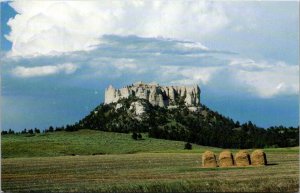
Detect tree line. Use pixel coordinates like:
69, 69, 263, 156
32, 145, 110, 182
1, 124, 77, 135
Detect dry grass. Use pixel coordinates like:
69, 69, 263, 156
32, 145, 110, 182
235, 150, 251, 167
251, 149, 267, 166
219, 150, 234, 167
2, 152, 298, 192
202, 151, 218, 168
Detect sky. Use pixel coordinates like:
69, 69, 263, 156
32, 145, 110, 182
0, 1, 299, 131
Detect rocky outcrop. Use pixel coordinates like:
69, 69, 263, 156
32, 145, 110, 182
129, 101, 149, 120
105, 81, 201, 108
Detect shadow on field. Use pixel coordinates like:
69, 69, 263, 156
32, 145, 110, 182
266, 163, 278, 166
92, 153, 106, 155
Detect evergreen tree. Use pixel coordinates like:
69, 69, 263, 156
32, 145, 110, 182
49, 126, 54, 132
34, 128, 40, 133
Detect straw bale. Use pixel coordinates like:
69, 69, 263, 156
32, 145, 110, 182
251, 149, 267, 166
202, 151, 218, 168
219, 150, 234, 167
235, 150, 251, 166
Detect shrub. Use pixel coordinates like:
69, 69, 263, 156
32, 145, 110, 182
1, 131, 8, 135
184, 142, 192, 150
132, 132, 138, 140
137, 133, 142, 139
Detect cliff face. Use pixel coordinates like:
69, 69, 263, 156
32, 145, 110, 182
104, 81, 200, 108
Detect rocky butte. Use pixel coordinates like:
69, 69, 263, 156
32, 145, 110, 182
104, 81, 201, 112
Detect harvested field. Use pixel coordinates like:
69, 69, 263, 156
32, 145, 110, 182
2, 152, 299, 192
2, 130, 299, 192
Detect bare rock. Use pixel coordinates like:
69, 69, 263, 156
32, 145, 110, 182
104, 82, 201, 108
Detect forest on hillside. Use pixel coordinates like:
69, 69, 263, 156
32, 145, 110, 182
73, 97, 299, 148
3, 96, 298, 149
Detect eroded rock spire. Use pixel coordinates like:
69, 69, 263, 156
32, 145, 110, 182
105, 81, 200, 110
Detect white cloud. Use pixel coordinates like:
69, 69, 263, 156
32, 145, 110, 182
155, 56, 298, 98
11, 63, 78, 77
3, 34, 298, 98
5, 1, 228, 57
112, 59, 137, 71
232, 60, 299, 98
159, 65, 220, 86
176, 42, 208, 50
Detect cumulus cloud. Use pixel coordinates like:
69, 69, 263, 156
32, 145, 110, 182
11, 63, 78, 77
159, 58, 299, 98
159, 66, 220, 85
3, 35, 298, 98
231, 60, 299, 98
5, 1, 228, 57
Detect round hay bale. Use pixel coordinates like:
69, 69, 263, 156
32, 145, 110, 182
235, 150, 251, 166
219, 150, 234, 167
251, 150, 267, 166
202, 151, 218, 168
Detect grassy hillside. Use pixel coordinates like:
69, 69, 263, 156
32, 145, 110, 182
2, 152, 299, 192
2, 130, 298, 158
2, 130, 223, 158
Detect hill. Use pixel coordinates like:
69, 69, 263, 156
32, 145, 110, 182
69, 96, 298, 149
4, 95, 298, 149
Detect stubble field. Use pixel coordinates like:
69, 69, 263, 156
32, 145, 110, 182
2, 130, 299, 192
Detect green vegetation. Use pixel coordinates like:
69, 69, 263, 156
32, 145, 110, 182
73, 97, 299, 148
1, 130, 221, 158
3, 97, 298, 149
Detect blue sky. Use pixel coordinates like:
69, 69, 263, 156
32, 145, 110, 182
1, 1, 299, 131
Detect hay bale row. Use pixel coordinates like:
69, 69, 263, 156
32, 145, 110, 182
202, 150, 267, 168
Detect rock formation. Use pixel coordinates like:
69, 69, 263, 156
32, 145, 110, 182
104, 81, 200, 109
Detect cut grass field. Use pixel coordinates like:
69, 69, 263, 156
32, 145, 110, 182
2, 130, 299, 192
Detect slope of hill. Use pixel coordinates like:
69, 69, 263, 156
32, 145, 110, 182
2, 129, 222, 158
71, 96, 298, 149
